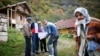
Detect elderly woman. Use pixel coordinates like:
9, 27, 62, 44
74, 7, 100, 56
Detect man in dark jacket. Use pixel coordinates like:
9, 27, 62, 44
31, 16, 39, 54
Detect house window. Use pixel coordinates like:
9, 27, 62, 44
23, 7, 25, 12
20, 16, 22, 21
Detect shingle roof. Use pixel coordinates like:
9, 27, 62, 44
55, 17, 100, 29
0, 1, 31, 13
55, 18, 76, 29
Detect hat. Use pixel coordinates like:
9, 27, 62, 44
38, 21, 41, 24
27, 17, 31, 21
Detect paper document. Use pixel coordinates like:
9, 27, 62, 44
38, 32, 47, 40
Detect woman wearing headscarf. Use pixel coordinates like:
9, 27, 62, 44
74, 7, 100, 56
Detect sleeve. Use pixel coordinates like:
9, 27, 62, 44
47, 26, 51, 34
31, 23, 35, 34
41, 26, 45, 32
74, 26, 80, 53
45, 26, 51, 38
22, 25, 26, 36
95, 21, 100, 30
95, 21, 100, 43
74, 26, 80, 43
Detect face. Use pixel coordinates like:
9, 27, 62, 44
75, 12, 85, 21
27, 20, 31, 23
38, 23, 41, 26
34, 18, 38, 22
42, 20, 47, 26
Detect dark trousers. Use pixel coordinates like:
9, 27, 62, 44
85, 48, 89, 56
40, 39, 47, 52
24, 36, 31, 56
32, 33, 39, 53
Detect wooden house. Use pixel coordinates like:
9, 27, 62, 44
55, 18, 76, 34
0, 1, 31, 31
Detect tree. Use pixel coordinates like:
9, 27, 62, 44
77, 0, 100, 19
0, 0, 18, 7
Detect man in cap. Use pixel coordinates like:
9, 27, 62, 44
23, 17, 32, 56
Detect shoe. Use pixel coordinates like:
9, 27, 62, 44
35, 52, 39, 54
45, 50, 48, 52
32, 53, 36, 56
49, 55, 54, 56
41, 51, 44, 53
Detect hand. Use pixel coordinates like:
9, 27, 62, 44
97, 47, 100, 52
87, 35, 94, 40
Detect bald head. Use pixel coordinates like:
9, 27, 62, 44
42, 19, 48, 26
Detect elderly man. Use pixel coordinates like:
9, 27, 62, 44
23, 17, 32, 56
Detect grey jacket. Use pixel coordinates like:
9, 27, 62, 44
23, 23, 32, 37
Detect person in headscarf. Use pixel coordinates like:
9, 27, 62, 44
74, 7, 100, 56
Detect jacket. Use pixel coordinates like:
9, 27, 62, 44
23, 23, 32, 37
45, 22, 59, 38
74, 19, 100, 52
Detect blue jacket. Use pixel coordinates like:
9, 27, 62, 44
45, 22, 59, 38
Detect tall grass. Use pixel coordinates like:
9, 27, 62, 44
0, 28, 25, 56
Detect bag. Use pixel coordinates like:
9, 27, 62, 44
87, 40, 100, 51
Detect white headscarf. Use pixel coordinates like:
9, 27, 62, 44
74, 7, 91, 37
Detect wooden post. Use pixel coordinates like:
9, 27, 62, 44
7, 8, 9, 28
10, 8, 12, 28
15, 8, 17, 29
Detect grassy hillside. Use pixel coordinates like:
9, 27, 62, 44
0, 28, 25, 56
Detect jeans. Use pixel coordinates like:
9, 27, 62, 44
47, 35, 59, 56
24, 36, 31, 56
32, 33, 39, 53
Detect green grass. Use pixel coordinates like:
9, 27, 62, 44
58, 34, 76, 56
0, 28, 25, 56
58, 46, 76, 56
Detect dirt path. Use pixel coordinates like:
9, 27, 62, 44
20, 38, 75, 56
58, 38, 75, 50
